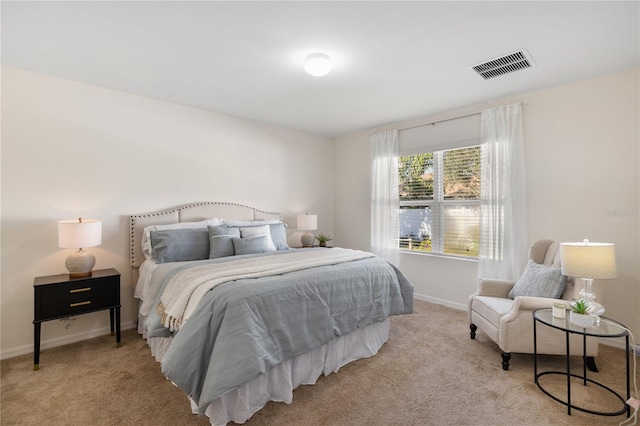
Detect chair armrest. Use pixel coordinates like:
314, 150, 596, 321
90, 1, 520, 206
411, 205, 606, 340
509, 296, 566, 315
472, 278, 516, 298
468, 279, 516, 323
501, 296, 568, 329
499, 297, 571, 352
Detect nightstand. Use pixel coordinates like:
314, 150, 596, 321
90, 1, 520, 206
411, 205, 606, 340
33, 268, 121, 370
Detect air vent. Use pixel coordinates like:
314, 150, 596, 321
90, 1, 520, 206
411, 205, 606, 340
470, 50, 534, 80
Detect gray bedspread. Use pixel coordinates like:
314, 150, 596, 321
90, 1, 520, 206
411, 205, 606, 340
143, 249, 413, 414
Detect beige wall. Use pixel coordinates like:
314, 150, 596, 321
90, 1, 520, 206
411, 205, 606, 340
2, 66, 638, 358
1, 67, 334, 358
334, 68, 640, 339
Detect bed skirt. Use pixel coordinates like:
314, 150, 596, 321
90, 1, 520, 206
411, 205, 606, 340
144, 319, 390, 426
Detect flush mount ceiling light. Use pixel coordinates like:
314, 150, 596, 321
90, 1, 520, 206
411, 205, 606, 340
304, 53, 332, 77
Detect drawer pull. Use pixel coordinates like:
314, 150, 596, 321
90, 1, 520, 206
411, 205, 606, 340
69, 287, 91, 294
70, 301, 91, 308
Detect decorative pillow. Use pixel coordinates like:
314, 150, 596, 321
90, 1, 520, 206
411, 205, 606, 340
268, 223, 289, 250
142, 218, 221, 259
508, 260, 568, 299
208, 225, 241, 259
150, 228, 210, 264
239, 225, 276, 251
232, 235, 270, 255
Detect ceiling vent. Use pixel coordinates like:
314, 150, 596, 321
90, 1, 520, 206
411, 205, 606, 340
470, 50, 534, 80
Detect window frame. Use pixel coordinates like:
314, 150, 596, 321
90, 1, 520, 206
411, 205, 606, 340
399, 144, 481, 259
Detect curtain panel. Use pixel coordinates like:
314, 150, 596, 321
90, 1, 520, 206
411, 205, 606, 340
371, 130, 400, 266
478, 103, 529, 280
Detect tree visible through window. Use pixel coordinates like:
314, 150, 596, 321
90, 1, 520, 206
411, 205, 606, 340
399, 146, 480, 257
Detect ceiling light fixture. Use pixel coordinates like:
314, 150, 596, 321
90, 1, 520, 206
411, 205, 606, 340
304, 53, 332, 77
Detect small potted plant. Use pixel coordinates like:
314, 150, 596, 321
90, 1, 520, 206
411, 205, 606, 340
569, 299, 595, 327
315, 233, 333, 247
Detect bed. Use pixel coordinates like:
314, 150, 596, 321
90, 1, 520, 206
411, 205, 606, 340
130, 202, 414, 425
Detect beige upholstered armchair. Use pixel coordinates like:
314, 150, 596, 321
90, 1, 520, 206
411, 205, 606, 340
468, 240, 603, 371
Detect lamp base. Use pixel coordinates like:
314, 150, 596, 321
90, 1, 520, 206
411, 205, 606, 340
300, 232, 315, 247
65, 249, 96, 277
588, 301, 605, 316
578, 277, 596, 303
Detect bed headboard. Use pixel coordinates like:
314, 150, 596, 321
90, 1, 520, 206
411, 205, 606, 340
129, 201, 281, 269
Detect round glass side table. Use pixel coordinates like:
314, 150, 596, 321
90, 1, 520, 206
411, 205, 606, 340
533, 308, 630, 417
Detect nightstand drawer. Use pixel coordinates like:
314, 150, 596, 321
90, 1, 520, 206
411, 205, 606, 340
34, 269, 121, 322
36, 277, 118, 320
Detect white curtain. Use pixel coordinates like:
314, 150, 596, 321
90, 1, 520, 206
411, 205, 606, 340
371, 130, 399, 266
478, 103, 529, 280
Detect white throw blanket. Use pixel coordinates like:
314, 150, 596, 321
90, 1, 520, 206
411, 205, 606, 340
158, 248, 376, 331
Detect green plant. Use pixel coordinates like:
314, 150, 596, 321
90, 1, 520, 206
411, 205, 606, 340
315, 233, 333, 243
570, 299, 592, 314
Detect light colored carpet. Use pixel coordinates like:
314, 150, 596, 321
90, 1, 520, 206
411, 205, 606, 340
1, 300, 637, 425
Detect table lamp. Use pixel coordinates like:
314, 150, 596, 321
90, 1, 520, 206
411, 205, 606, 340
560, 239, 616, 314
297, 213, 317, 247
58, 218, 102, 277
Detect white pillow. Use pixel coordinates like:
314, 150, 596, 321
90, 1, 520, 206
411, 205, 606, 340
239, 225, 276, 251
141, 218, 222, 259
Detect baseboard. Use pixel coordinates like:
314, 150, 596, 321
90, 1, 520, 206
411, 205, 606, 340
598, 338, 640, 355
0, 321, 137, 360
414, 292, 467, 311
412, 294, 638, 355
7, 298, 632, 361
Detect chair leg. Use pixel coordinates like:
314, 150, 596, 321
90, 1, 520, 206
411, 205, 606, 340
586, 356, 599, 373
501, 352, 511, 371
470, 323, 477, 340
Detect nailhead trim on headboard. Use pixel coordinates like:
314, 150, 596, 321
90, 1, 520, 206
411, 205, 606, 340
130, 209, 178, 267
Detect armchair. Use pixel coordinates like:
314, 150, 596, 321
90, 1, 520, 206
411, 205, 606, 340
468, 240, 603, 370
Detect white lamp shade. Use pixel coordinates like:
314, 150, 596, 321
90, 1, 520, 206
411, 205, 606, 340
297, 214, 317, 231
560, 240, 617, 279
58, 219, 102, 249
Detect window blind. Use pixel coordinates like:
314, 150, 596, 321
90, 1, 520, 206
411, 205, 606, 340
399, 146, 480, 257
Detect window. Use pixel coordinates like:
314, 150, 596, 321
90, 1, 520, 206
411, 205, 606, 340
399, 145, 480, 257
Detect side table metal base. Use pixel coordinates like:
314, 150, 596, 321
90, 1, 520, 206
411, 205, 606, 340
533, 309, 630, 418
535, 371, 628, 416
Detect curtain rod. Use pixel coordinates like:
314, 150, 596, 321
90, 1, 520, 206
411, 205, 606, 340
399, 111, 480, 132
369, 102, 523, 136
395, 102, 524, 133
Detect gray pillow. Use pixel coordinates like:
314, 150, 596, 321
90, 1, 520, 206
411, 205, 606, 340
232, 235, 270, 255
268, 223, 289, 250
208, 225, 241, 259
150, 228, 210, 264
508, 260, 567, 299
230, 223, 289, 251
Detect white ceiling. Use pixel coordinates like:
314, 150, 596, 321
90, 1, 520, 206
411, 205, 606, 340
2, 1, 638, 137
